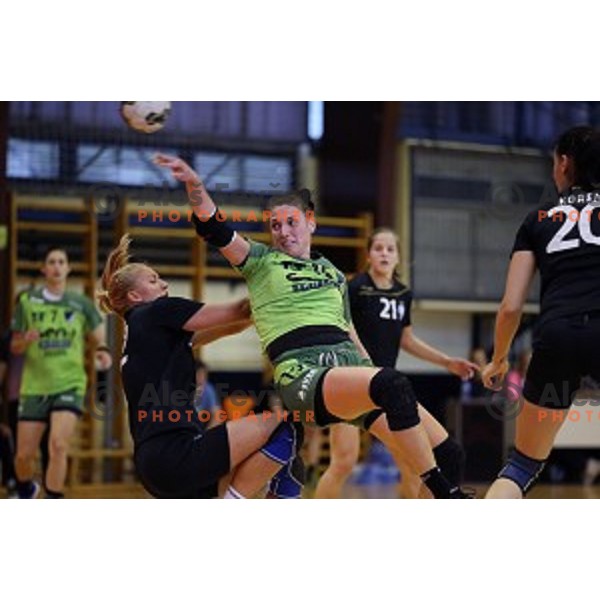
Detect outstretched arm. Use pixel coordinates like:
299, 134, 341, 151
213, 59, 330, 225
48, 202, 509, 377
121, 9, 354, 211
401, 326, 478, 379
482, 250, 536, 390
154, 154, 251, 266
183, 298, 251, 333
191, 319, 253, 349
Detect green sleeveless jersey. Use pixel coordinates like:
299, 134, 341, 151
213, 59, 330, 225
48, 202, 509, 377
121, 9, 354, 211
236, 241, 351, 353
11, 288, 102, 395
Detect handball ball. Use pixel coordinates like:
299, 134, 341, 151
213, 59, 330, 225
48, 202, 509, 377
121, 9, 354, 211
120, 101, 171, 134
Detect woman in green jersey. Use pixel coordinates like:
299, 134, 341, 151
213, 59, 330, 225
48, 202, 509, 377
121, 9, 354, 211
10, 248, 112, 499
156, 153, 469, 499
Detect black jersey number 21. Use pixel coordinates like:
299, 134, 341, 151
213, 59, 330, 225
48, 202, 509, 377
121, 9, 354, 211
547, 204, 600, 254
379, 298, 405, 321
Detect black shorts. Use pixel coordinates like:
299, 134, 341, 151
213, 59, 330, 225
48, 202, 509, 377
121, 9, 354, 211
135, 425, 231, 499
524, 314, 600, 410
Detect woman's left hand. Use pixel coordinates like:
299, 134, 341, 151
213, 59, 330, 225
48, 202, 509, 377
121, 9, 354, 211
481, 359, 510, 391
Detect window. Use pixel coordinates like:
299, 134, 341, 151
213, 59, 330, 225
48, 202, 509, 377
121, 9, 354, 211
243, 156, 292, 193
77, 145, 177, 186
194, 152, 293, 194
194, 152, 241, 191
8, 139, 59, 179
308, 101, 324, 141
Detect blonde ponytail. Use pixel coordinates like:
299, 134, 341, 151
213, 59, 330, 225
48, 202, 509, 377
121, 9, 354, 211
98, 234, 142, 317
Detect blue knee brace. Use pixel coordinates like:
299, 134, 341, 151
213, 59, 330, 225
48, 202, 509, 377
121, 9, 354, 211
260, 421, 302, 465
498, 448, 545, 494
268, 455, 305, 499
261, 422, 305, 499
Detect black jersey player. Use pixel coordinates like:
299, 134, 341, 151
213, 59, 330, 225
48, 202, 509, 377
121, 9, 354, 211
98, 235, 302, 499
483, 126, 600, 498
313, 228, 477, 498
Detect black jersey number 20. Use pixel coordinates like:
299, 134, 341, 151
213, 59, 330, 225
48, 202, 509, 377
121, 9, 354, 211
379, 298, 405, 321
547, 204, 600, 254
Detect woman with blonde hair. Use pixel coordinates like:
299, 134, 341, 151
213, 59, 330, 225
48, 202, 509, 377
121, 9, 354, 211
99, 234, 302, 499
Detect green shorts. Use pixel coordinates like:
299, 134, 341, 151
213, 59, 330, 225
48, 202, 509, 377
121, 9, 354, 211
18, 388, 85, 422
273, 341, 372, 427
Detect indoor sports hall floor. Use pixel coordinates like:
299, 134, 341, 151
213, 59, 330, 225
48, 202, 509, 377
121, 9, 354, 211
2, 483, 600, 499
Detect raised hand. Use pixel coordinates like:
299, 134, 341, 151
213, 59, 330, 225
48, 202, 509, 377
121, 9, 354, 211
153, 154, 200, 185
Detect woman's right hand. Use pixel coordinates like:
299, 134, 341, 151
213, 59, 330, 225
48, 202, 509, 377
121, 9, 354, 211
23, 329, 41, 343
155, 153, 250, 267
10, 329, 40, 354
153, 154, 200, 185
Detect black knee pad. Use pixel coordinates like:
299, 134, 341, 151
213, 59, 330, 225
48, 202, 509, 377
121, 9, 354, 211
433, 437, 465, 487
369, 368, 420, 431
498, 448, 545, 495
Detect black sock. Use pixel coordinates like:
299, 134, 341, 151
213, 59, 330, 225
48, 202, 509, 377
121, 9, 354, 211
44, 487, 65, 499
16, 479, 35, 498
421, 467, 457, 499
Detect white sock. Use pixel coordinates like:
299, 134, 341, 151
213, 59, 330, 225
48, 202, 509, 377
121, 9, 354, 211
223, 485, 245, 499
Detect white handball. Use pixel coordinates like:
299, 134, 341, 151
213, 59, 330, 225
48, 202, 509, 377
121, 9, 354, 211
120, 101, 171, 134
